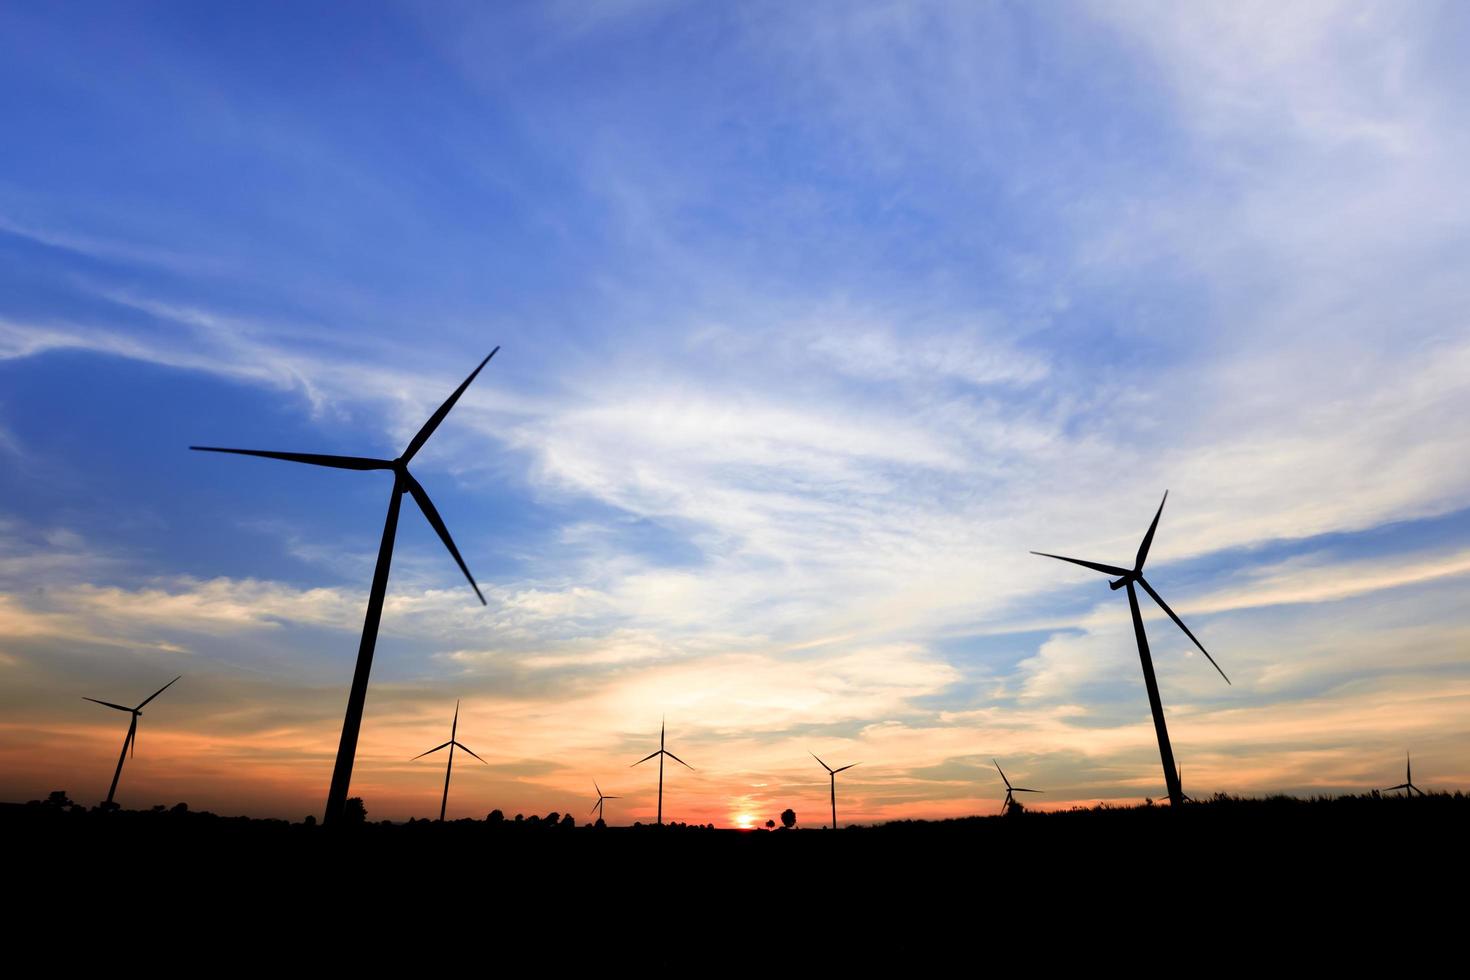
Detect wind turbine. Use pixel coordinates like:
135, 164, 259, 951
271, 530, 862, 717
411, 700, 487, 821
591, 781, 621, 825
1384, 752, 1426, 798
630, 718, 693, 825
1032, 491, 1229, 808
192, 350, 497, 826
1169, 764, 1192, 804
811, 753, 858, 830
84, 676, 181, 806
994, 759, 1041, 814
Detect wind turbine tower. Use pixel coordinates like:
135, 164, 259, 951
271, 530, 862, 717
84, 676, 181, 806
193, 350, 497, 825
1032, 491, 1229, 807
411, 700, 487, 821
631, 718, 693, 825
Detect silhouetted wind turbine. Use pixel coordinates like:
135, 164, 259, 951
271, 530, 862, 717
1384, 752, 1426, 798
192, 350, 497, 826
631, 718, 693, 825
994, 759, 1041, 814
1032, 491, 1229, 807
1170, 764, 1192, 804
591, 781, 621, 824
811, 753, 858, 830
84, 676, 180, 806
411, 700, 486, 821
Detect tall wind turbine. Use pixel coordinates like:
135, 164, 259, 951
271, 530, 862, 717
630, 719, 693, 825
84, 676, 181, 806
192, 350, 497, 826
590, 781, 621, 825
1384, 752, 1426, 798
994, 759, 1041, 814
411, 700, 486, 821
1032, 491, 1229, 807
811, 753, 858, 830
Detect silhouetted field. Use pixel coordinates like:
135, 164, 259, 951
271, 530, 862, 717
10, 791, 1464, 873
9, 792, 1458, 956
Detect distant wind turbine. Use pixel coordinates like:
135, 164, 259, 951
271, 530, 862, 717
994, 759, 1041, 814
1032, 491, 1229, 808
1169, 764, 1192, 804
630, 718, 693, 825
84, 676, 181, 806
192, 350, 497, 826
811, 753, 858, 830
1384, 752, 1426, 798
412, 700, 486, 822
591, 781, 621, 825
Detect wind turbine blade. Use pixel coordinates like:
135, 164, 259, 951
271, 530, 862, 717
811, 752, 833, 773
452, 699, 459, 740
1030, 552, 1130, 577
594, 780, 602, 797
136, 675, 181, 709
632, 751, 660, 766
993, 759, 1011, 790
604, 796, 620, 800
832, 763, 859, 774
189, 447, 393, 470
402, 476, 482, 605
591, 802, 601, 815
1014, 788, 1042, 794
1385, 784, 1410, 792
405, 475, 485, 604
84, 698, 134, 713
1138, 578, 1230, 684
129, 720, 137, 758
400, 349, 499, 464
412, 740, 453, 761
453, 742, 487, 764
1135, 491, 1168, 571
664, 750, 694, 771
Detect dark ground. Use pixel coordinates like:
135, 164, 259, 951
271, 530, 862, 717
7, 792, 1464, 964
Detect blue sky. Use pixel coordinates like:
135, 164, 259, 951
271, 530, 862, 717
2, 1, 1468, 823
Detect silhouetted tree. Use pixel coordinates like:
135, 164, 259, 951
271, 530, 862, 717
514, 813, 524, 823
560, 813, 575, 829
765, 819, 775, 829
595, 817, 606, 829
303, 815, 317, 827
487, 809, 504, 824
781, 809, 796, 829
45, 790, 74, 809
545, 811, 560, 825
342, 797, 368, 824
171, 802, 189, 815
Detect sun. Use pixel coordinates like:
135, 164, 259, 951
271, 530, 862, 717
734, 812, 757, 830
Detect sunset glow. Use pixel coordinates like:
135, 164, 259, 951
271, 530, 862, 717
3, 3, 1470, 825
